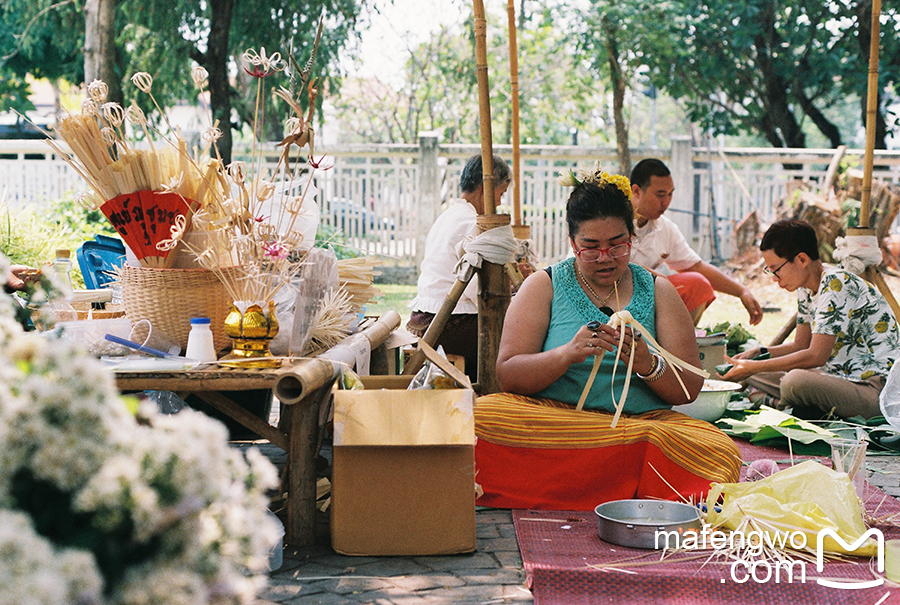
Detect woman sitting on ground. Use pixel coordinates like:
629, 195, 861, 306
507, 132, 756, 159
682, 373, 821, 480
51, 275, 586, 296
721, 219, 900, 420
474, 169, 741, 511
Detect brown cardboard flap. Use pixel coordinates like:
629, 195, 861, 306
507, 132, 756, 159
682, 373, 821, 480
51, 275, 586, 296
417, 339, 472, 389
333, 387, 475, 446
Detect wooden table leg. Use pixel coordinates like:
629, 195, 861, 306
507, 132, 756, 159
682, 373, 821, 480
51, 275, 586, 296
285, 381, 334, 546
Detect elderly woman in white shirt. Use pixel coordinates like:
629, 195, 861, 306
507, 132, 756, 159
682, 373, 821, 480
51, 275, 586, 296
406, 154, 511, 379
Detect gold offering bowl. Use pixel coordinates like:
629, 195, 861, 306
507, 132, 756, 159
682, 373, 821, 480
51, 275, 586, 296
223, 301, 282, 368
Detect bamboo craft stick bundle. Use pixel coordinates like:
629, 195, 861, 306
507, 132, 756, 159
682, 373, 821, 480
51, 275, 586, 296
337, 257, 382, 313
55, 112, 209, 207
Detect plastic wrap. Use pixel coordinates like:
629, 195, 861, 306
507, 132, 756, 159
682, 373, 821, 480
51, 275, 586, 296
291, 248, 339, 356
705, 460, 877, 556
880, 361, 900, 431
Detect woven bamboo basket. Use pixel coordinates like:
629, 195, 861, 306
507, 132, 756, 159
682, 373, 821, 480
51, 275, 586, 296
120, 265, 234, 354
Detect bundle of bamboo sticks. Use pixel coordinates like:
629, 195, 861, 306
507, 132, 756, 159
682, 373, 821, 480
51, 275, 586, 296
48, 112, 220, 267
337, 257, 382, 314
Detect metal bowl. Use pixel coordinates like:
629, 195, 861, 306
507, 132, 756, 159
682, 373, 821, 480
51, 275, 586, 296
594, 499, 703, 549
677, 379, 742, 422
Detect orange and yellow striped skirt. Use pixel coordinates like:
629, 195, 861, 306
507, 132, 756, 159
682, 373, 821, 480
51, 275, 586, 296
475, 393, 741, 510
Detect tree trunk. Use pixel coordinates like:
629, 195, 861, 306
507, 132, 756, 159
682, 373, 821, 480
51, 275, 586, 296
84, 0, 122, 105
794, 85, 843, 148
603, 20, 630, 175
754, 6, 805, 168
207, 0, 235, 164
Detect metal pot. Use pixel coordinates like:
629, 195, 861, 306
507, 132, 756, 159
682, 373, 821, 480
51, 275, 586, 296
594, 499, 703, 549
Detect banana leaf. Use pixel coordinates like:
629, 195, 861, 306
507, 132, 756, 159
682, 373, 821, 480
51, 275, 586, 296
716, 405, 836, 455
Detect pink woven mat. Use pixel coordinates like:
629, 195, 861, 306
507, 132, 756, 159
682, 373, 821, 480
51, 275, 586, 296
515, 439, 900, 605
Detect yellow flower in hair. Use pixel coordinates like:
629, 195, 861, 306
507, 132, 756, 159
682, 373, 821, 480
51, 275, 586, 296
558, 164, 631, 199
603, 173, 632, 200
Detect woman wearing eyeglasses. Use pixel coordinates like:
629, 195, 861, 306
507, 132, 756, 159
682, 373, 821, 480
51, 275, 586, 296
473, 169, 741, 511
720, 219, 899, 420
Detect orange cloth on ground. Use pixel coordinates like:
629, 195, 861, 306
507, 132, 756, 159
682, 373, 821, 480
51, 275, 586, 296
474, 393, 741, 511
667, 271, 716, 313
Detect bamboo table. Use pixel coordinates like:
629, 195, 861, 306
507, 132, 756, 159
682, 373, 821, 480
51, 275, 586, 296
114, 311, 401, 547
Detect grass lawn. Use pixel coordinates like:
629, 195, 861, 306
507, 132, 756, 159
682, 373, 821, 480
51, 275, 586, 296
369, 284, 416, 327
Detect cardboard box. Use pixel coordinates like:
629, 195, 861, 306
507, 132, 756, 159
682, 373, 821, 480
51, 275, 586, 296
331, 352, 476, 556
697, 343, 726, 375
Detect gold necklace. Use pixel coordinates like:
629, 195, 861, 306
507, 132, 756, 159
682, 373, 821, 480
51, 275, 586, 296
577, 265, 622, 308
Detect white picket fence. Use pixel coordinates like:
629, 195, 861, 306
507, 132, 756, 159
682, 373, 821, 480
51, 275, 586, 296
3, 136, 900, 267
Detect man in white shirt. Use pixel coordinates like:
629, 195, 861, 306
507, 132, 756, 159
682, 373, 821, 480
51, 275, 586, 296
407, 154, 511, 378
630, 158, 762, 326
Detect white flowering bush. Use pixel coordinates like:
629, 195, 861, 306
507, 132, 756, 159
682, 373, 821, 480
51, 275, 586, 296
0, 255, 280, 604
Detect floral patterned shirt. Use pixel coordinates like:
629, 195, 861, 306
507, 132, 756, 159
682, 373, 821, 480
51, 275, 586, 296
797, 266, 900, 380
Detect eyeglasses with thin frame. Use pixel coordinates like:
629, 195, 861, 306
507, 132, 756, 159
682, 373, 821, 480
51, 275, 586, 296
574, 241, 632, 263
764, 258, 790, 278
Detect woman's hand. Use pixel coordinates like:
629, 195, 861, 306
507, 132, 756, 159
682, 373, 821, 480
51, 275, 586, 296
565, 323, 654, 375
6, 265, 37, 292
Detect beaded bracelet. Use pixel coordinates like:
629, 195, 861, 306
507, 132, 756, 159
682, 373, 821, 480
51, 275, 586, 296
636, 353, 667, 382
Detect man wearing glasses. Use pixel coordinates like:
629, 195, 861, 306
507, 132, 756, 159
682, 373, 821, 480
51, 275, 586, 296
720, 219, 899, 420
629, 159, 762, 326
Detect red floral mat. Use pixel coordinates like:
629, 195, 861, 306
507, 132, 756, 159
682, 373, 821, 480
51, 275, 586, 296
515, 439, 900, 605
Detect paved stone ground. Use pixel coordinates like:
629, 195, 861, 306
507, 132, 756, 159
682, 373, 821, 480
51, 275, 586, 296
242, 441, 900, 605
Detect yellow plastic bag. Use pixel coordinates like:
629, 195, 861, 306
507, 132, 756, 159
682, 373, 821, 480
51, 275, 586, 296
705, 460, 876, 556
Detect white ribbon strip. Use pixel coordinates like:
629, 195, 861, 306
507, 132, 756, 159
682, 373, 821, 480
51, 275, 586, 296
575, 311, 709, 429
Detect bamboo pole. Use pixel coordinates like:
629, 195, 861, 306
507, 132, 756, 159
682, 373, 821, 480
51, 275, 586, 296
850, 1, 900, 322
473, 0, 496, 214
473, 0, 509, 394
507, 0, 523, 228
402, 279, 471, 376
859, 0, 882, 227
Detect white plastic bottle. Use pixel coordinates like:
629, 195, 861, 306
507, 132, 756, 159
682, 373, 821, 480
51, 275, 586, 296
185, 317, 217, 362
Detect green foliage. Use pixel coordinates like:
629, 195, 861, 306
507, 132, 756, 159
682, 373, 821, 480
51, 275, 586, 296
0, 0, 84, 98
334, 3, 607, 145
0, 195, 117, 286
642, 0, 899, 148
315, 222, 359, 260
119, 0, 366, 143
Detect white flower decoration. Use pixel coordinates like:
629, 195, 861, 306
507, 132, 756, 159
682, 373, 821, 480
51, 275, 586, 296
125, 102, 147, 126
191, 65, 209, 88
80, 98, 99, 116
101, 102, 125, 127
243, 47, 284, 73
227, 161, 246, 184
131, 72, 153, 93
201, 127, 222, 143
87, 79, 108, 103
100, 127, 117, 146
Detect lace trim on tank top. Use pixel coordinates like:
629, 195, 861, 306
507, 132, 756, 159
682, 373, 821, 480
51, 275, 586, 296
556, 258, 655, 329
